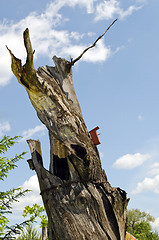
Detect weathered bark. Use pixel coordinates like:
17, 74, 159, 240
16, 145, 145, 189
8, 28, 129, 240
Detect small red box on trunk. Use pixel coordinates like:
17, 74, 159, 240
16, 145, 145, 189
89, 126, 101, 145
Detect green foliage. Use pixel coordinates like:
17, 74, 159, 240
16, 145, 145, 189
127, 208, 159, 240
0, 188, 28, 234
16, 224, 41, 240
23, 204, 48, 228
0, 136, 29, 239
0, 136, 26, 180
3, 221, 30, 240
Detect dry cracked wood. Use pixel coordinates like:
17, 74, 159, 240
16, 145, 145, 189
7, 27, 129, 240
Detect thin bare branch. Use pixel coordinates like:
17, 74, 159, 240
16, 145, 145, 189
70, 18, 118, 66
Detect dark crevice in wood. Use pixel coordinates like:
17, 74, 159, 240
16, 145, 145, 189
71, 144, 87, 160
85, 184, 114, 239
97, 185, 120, 240
20, 76, 30, 90
117, 187, 127, 201
32, 150, 43, 167
53, 154, 70, 181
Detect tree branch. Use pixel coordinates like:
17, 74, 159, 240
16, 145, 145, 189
23, 28, 34, 66
70, 18, 118, 66
6, 46, 22, 82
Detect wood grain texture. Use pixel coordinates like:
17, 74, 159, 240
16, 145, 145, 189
8, 28, 129, 240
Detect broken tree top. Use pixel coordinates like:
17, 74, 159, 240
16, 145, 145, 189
6, 19, 118, 182
7, 27, 105, 181
7, 20, 129, 240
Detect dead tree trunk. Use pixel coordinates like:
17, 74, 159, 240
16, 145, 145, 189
7, 27, 129, 240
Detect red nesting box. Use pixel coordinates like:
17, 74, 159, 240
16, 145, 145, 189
89, 126, 101, 145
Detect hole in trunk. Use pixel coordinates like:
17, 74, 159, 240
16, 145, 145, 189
53, 154, 70, 180
71, 144, 87, 159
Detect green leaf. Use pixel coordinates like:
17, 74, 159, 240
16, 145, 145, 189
0, 135, 29, 238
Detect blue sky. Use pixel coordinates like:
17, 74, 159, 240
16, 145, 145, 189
0, 0, 159, 230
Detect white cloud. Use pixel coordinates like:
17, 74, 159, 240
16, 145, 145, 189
0, 26, 27, 86
11, 175, 42, 219
120, 5, 142, 19
70, 32, 84, 41
149, 162, 159, 176
151, 217, 159, 230
0, 48, 13, 86
132, 175, 159, 194
94, 0, 143, 21
0, 0, 146, 86
47, 0, 96, 14
95, 0, 120, 21
22, 175, 40, 194
0, 3, 66, 86
0, 121, 11, 136
113, 153, 151, 169
0, 1, 106, 86
20, 124, 46, 142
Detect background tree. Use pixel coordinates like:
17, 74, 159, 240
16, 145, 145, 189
16, 224, 41, 240
0, 135, 29, 239
127, 208, 159, 240
23, 204, 48, 240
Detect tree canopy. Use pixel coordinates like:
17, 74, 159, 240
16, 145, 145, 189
127, 209, 159, 240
